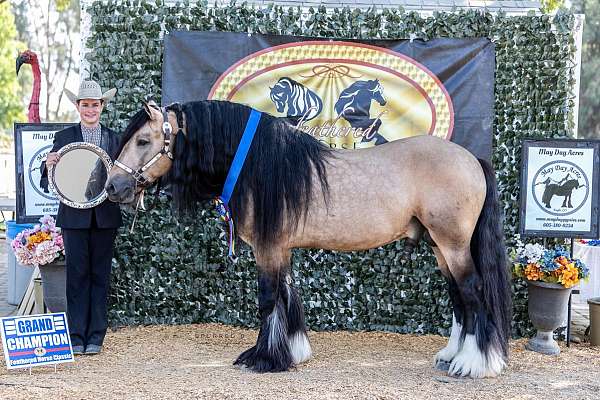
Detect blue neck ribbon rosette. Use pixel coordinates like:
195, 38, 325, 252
214, 109, 262, 261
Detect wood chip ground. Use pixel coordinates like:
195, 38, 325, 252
1, 323, 599, 399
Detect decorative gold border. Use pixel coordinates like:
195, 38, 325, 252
48, 142, 113, 210
209, 41, 454, 139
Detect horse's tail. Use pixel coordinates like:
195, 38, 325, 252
470, 158, 512, 360
542, 186, 553, 205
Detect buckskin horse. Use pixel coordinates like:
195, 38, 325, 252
105, 100, 511, 379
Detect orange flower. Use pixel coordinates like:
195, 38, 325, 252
552, 265, 564, 278
556, 256, 569, 266
26, 232, 51, 248
524, 263, 542, 281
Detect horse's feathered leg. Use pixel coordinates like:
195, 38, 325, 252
234, 267, 292, 372
430, 246, 464, 371
446, 261, 500, 378
434, 278, 465, 370
282, 266, 312, 365
234, 250, 311, 372
442, 159, 511, 379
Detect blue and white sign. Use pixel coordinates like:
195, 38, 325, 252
1, 313, 74, 369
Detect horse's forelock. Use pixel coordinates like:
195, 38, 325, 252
117, 108, 152, 158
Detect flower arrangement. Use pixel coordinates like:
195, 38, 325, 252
10, 215, 64, 267
512, 241, 590, 289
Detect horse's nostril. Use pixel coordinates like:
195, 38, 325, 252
106, 182, 116, 195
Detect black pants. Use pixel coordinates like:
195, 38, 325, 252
62, 226, 117, 347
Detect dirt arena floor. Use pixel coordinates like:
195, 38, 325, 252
0, 323, 599, 399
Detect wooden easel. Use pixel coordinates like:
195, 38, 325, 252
16, 266, 41, 316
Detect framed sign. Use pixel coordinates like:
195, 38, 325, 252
14, 123, 75, 223
519, 139, 600, 238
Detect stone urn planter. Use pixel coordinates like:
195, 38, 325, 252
39, 259, 66, 313
525, 280, 572, 355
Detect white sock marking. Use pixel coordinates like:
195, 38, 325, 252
289, 331, 312, 365
434, 314, 462, 366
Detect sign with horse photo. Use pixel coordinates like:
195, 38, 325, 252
162, 33, 495, 160
520, 139, 600, 238
13, 123, 77, 223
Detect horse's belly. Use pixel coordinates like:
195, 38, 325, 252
293, 212, 409, 251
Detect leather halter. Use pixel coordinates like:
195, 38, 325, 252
114, 107, 174, 187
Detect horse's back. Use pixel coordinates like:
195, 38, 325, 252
338, 135, 485, 195
358, 135, 486, 215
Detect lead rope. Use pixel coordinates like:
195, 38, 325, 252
129, 187, 145, 234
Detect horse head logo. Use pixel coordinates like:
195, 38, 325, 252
335, 79, 388, 144
269, 77, 323, 122
370, 79, 387, 106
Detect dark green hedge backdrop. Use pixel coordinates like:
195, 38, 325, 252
85, 0, 577, 337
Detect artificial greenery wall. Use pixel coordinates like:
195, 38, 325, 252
86, 0, 577, 337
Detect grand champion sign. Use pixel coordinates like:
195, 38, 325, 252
1, 313, 74, 369
520, 139, 600, 238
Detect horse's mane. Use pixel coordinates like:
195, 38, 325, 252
342, 79, 377, 93
166, 100, 332, 250
336, 80, 380, 114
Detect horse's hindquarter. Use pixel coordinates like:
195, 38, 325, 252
293, 136, 486, 251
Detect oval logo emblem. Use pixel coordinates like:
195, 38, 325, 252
208, 41, 454, 149
532, 160, 590, 216
34, 347, 47, 357
208, 41, 454, 148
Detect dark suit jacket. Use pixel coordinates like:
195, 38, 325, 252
44, 124, 123, 229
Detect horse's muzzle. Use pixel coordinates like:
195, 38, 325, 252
106, 174, 136, 204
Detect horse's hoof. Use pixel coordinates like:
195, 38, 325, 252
435, 360, 451, 371
446, 335, 505, 379
234, 346, 292, 373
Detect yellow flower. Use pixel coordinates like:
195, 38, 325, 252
524, 263, 542, 281
558, 264, 580, 289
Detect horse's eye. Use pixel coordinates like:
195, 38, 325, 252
137, 139, 150, 146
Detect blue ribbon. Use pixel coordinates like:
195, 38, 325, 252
215, 109, 262, 260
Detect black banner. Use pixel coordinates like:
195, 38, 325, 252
162, 32, 494, 159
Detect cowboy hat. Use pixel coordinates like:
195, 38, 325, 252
64, 80, 117, 104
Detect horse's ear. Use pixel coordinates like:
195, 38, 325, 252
143, 101, 161, 121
